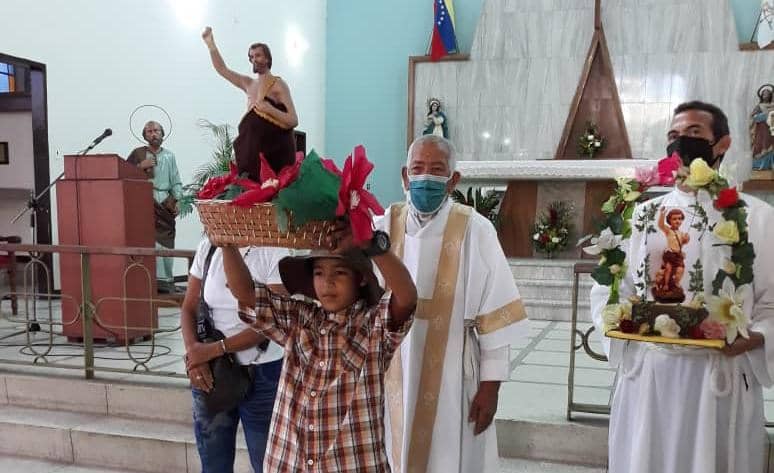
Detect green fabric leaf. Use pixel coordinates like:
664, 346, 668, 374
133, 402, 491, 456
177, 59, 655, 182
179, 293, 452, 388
273, 150, 342, 229
219, 183, 245, 201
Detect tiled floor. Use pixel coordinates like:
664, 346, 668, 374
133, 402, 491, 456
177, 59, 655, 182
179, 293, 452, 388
2, 300, 774, 426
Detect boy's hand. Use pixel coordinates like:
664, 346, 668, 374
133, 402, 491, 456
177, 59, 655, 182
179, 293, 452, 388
326, 219, 369, 254
185, 341, 220, 370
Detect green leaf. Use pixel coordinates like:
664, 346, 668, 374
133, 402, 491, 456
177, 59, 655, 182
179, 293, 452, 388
608, 213, 624, 234
591, 265, 613, 285
711, 271, 726, 294
604, 247, 626, 265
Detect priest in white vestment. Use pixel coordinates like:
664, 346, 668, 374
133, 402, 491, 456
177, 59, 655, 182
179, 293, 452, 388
376, 135, 529, 473
591, 102, 774, 473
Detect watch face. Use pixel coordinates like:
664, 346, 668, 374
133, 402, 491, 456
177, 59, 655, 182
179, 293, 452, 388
375, 232, 389, 250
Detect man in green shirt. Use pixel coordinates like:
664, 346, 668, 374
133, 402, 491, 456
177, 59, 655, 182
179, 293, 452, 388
127, 121, 183, 294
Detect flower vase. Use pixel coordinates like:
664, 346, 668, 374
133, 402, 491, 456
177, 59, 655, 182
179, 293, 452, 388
544, 251, 554, 259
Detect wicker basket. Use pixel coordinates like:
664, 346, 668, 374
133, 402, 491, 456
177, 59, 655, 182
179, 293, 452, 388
195, 200, 335, 249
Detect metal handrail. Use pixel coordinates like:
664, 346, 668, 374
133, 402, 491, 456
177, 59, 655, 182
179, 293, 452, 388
0, 243, 196, 380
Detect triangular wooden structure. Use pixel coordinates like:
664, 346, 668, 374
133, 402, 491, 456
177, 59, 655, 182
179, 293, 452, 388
555, 0, 632, 159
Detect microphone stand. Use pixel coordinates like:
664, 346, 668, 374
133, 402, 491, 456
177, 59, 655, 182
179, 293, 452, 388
9, 135, 110, 332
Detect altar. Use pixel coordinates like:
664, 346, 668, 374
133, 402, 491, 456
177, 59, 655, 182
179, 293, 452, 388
456, 159, 659, 258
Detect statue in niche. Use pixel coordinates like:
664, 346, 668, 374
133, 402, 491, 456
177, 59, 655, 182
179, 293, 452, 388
751, 83, 774, 171
423, 98, 449, 139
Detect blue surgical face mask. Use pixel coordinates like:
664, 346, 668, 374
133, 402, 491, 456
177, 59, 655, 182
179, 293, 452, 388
407, 174, 451, 214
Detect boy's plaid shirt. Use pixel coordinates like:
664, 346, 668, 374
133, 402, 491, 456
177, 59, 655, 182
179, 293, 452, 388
250, 284, 413, 472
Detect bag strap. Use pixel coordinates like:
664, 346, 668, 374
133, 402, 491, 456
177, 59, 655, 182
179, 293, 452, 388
196, 244, 218, 340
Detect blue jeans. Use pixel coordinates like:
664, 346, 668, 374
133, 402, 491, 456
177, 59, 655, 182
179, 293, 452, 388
192, 358, 282, 473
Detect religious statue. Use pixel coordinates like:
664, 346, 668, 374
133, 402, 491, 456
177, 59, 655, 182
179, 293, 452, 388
751, 83, 774, 171
423, 98, 449, 139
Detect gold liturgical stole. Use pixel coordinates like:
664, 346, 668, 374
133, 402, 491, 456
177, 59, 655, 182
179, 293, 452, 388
386, 202, 471, 473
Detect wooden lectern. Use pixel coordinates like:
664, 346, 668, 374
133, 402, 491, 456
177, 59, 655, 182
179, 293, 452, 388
57, 155, 157, 344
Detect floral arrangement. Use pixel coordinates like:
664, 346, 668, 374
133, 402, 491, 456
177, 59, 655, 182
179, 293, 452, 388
451, 187, 501, 228
577, 122, 606, 159
531, 201, 574, 258
196, 145, 383, 244
581, 153, 755, 346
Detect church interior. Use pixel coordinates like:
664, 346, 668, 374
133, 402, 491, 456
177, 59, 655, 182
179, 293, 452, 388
0, 0, 773, 471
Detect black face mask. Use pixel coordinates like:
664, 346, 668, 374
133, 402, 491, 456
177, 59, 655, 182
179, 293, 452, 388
666, 136, 718, 167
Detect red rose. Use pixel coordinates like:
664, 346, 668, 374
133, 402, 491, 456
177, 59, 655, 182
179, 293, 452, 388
619, 319, 636, 334
539, 234, 550, 244
688, 325, 705, 339
657, 152, 682, 185
714, 187, 739, 210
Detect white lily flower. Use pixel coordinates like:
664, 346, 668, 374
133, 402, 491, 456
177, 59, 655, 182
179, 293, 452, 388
582, 228, 623, 255
706, 278, 749, 344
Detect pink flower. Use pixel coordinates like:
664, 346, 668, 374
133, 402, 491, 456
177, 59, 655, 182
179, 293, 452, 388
657, 152, 682, 186
699, 319, 727, 340
231, 153, 302, 207
336, 145, 384, 244
635, 165, 659, 187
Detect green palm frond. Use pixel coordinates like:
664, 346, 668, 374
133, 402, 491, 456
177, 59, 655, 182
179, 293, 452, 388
451, 187, 502, 228
177, 120, 237, 218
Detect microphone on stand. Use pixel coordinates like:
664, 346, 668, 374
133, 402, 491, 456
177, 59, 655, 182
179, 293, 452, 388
91, 128, 112, 146
79, 128, 112, 155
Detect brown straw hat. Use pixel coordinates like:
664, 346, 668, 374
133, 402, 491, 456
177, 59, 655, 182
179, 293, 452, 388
278, 249, 384, 307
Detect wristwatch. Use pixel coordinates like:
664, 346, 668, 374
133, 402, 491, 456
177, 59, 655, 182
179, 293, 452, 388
363, 230, 391, 257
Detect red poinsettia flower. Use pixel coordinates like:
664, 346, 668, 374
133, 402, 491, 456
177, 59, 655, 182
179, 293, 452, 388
657, 152, 682, 186
197, 162, 238, 199
321, 156, 343, 177
336, 145, 384, 244
231, 153, 303, 207
714, 187, 739, 210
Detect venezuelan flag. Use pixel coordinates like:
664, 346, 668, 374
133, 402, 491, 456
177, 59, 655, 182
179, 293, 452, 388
430, 0, 458, 61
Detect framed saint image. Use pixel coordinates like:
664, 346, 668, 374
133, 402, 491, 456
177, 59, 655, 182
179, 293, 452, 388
0, 142, 8, 164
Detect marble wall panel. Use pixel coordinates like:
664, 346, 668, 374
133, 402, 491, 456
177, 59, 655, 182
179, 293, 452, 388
643, 54, 674, 101
479, 61, 507, 107
413, 0, 772, 179
501, 60, 531, 107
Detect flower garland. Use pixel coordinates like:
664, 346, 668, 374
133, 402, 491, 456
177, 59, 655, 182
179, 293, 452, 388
582, 153, 755, 344
577, 122, 606, 159
531, 201, 574, 257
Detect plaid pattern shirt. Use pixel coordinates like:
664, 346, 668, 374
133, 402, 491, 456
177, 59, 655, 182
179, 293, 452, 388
251, 284, 413, 472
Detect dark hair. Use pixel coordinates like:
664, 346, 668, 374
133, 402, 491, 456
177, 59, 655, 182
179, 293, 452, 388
248, 43, 272, 69
142, 121, 165, 140
673, 101, 729, 141
666, 208, 684, 223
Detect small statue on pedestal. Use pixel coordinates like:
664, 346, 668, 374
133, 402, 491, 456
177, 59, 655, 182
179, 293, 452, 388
751, 83, 774, 171
423, 98, 449, 139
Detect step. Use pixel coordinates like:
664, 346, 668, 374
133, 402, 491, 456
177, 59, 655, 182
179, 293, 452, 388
516, 278, 593, 301
0, 454, 607, 473
0, 455, 140, 473
496, 418, 608, 467
0, 405, 252, 473
524, 299, 591, 322
509, 259, 584, 281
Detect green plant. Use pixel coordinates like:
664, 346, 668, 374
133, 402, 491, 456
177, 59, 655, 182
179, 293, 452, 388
177, 119, 236, 217
451, 187, 501, 228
